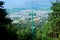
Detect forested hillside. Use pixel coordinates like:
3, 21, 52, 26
0, 0, 60, 40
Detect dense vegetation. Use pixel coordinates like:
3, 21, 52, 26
0, 1, 18, 40
36, 0, 60, 40
0, 0, 60, 40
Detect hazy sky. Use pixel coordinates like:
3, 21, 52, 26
1, 0, 55, 9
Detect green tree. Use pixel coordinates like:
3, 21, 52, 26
0, 1, 18, 40
47, 0, 60, 38
36, 0, 60, 40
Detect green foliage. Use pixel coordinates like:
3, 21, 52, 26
0, 1, 18, 40
17, 27, 32, 40
48, 0, 60, 31
1, 0, 60, 40
36, 22, 51, 40
35, 0, 60, 40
